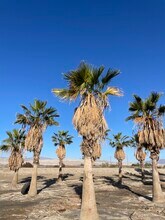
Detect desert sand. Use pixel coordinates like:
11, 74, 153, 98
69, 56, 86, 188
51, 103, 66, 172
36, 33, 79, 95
1, 165, 165, 220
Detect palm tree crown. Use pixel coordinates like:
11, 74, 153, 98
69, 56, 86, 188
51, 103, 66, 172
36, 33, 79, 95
0, 129, 26, 171
15, 99, 59, 128
52, 62, 122, 106
52, 130, 73, 146
109, 132, 132, 149
126, 92, 165, 151
0, 129, 25, 152
52, 62, 122, 157
15, 99, 59, 163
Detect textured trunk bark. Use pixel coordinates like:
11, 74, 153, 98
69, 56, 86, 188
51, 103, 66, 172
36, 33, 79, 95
140, 160, 145, 181
118, 160, 122, 184
151, 154, 164, 202
28, 164, 38, 197
57, 159, 63, 182
12, 170, 18, 188
80, 156, 99, 220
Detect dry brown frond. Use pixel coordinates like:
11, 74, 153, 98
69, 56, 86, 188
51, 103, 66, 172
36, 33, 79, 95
136, 148, 146, 161
139, 131, 145, 144
143, 129, 149, 144
81, 138, 93, 157
73, 93, 107, 143
134, 117, 144, 124
8, 151, 23, 171
33, 137, 43, 164
56, 145, 66, 160
25, 126, 43, 152
148, 130, 155, 146
92, 142, 101, 161
114, 148, 125, 161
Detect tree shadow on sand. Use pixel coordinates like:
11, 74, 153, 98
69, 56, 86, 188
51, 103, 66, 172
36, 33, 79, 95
68, 184, 82, 199
38, 178, 57, 194
20, 175, 45, 184
62, 173, 74, 181
134, 168, 152, 176
102, 176, 152, 201
20, 176, 50, 195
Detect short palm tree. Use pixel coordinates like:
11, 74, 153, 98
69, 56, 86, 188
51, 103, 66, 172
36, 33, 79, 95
126, 92, 165, 202
109, 132, 132, 184
52, 62, 122, 220
52, 130, 73, 181
0, 129, 25, 188
132, 134, 146, 181
15, 99, 59, 196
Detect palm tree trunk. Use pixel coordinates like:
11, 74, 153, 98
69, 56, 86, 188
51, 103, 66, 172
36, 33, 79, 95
28, 163, 38, 197
12, 170, 18, 188
57, 159, 63, 182
118, 160, 123, 184
151, 153, 164, 202
140, 160, 145, 181
80, 156, 99, 220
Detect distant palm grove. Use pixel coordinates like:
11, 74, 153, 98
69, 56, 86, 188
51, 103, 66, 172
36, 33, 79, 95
1, 62, 165, 220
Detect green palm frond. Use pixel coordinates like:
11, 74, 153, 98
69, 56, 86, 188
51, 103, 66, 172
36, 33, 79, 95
125, 114, 140, 121
0, 144, 10, 151
126, 91, 165, 147
109, 132, 132, 149
52, 88, 79, 101
52, 130, 73, 146
52, 62, 121, 105
148, 92, 162, 105
0, 129, 26, 152
91, 66, 104, 86
101, 69, 120, 89
15, 99, 59, 129
158, 105, 165, 116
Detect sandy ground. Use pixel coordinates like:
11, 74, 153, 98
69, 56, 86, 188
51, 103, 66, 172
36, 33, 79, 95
1, 166, 165, 220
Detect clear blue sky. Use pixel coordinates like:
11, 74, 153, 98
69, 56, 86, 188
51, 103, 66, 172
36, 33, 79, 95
0, 0, 165, 163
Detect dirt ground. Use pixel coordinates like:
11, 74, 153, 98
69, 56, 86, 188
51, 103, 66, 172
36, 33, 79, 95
1, 166, 165, 220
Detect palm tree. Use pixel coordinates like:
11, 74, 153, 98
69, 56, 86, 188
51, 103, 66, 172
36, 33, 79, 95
52, 62, 122, 220
109, 132, 132, 184
52, 130, 73, 181
126, 92, 165, 202
15, 99, 59, 196
0, 129, 25, 188
132, 134, 146, 181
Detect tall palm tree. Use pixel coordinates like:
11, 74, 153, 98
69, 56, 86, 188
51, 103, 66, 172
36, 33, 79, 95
132, 134, 146, 181
126, 92, 165, 202
52, 130, 73, 181
52, 62, 122, 220
109, 132, 132, 184
0, 129, 25, 188
15, 99, 59, 196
